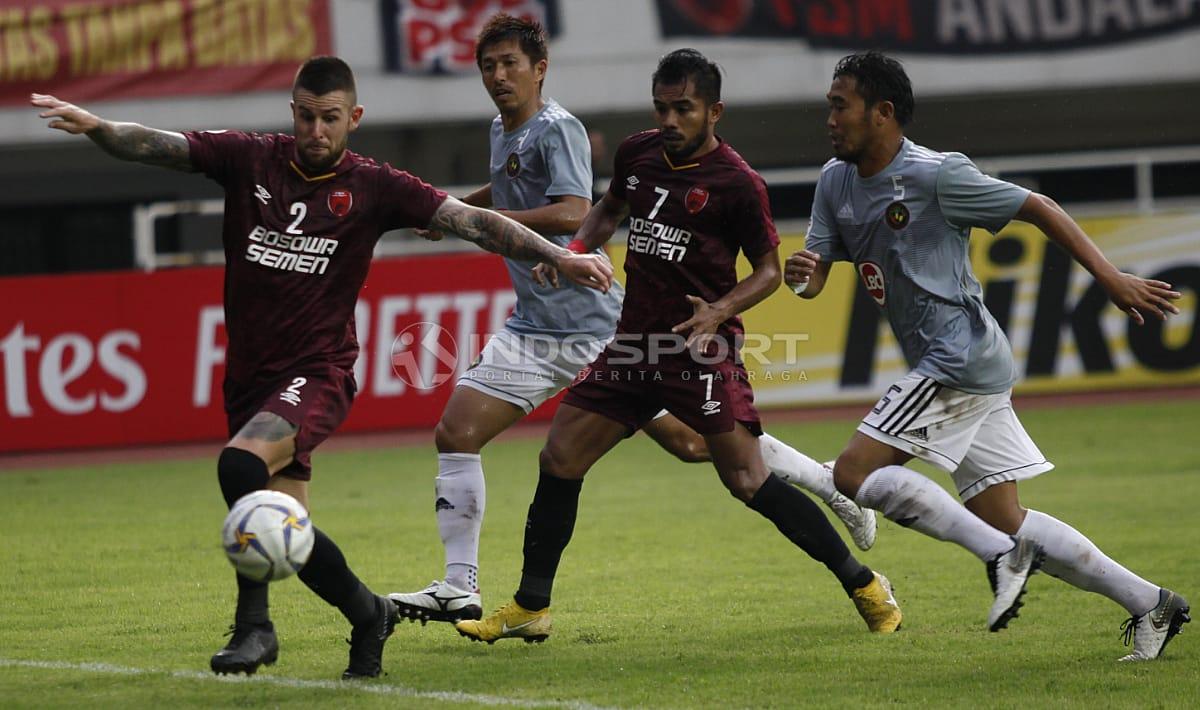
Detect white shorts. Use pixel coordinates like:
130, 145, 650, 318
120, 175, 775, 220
457, 329, 607, 414
858, 372, 1054, 501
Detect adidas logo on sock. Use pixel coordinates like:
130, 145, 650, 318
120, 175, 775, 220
435, 497, 455, 511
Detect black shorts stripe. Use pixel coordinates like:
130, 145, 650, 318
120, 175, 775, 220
889, 383, 943, 435
878, 378, 934, 432
880, 378, 936, 433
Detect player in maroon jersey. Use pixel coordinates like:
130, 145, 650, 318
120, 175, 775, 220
31, 56, 611, 679
456, 49, 901, 644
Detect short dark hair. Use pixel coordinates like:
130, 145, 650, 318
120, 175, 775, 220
652, 48, 721, 105
833, 51, 914, 126
294, 56, 357, 103
475, 13, 548, 68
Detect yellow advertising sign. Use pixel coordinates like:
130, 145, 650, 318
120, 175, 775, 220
609, 211, 1200, 407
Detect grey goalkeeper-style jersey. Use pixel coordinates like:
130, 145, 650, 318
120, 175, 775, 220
806, 138, 1030, 394
487, 98, 624, 338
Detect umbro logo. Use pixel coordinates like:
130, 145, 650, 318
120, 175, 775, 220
838, 203, 853, 220
626, 175, 639, 191
254, 184, 272, 205
702, 400, 722, 416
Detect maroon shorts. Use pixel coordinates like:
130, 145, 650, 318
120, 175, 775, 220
562, 347, 762, 437
224, 365, 356, 480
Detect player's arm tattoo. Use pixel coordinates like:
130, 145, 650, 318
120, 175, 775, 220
238, 412, 299, 442
429, 198, 568, 264
88, 121, 193, 171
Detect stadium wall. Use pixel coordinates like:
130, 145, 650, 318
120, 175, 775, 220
1, 209, 1196, 454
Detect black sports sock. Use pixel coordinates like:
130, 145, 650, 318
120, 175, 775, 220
748, 473, 872, 595
219, 448, 273, 625
235, 573, 271, 626
514, 472, 583, 611
217, 447, 270, 508
298, 527, 377, 627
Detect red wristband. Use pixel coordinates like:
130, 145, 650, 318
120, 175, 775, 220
566, 239, 588, 254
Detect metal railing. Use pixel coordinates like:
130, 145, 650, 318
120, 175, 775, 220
130, 145, 1200, 271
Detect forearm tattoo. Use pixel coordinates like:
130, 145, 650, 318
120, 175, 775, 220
91, 121, 192, 171
431, 202, 566, 263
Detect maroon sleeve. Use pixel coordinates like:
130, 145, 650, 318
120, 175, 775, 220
183, 130, 265, 186
375, 164, 449, 230
731, 171, 780, 259
605, 133, 644, 202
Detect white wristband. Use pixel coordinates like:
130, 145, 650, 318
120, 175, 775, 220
791, 279, 810, 296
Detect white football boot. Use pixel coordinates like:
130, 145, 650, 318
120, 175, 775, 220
1118, 589, 1190, 661
388, 580, 482, 625
986, 536, 1044, 631
823, 461, 877, 551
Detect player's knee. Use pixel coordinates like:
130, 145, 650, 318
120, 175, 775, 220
217, 447, 270, 509
434, 417, 481, 454
720, 466, 765, 503
538, 442, 587, 479
832, 455, 869, 499
672, 436, 711, 464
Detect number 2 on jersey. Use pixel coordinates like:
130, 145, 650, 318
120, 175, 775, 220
286, 202, 307, 234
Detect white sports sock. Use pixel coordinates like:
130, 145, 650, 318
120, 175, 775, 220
436, 453, 484, 591
758, 433, 838, 503
855, 465, 1012, 561
1017, 509, 1159, 615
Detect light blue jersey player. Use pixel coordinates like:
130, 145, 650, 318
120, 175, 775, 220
391, 18, 879, 626
789, 51, 1187, 659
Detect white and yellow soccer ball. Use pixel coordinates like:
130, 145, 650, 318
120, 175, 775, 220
221, 490, 314, 582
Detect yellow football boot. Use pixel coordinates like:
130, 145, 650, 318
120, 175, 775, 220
455, 599, 551, 644
852, 571, 903, 633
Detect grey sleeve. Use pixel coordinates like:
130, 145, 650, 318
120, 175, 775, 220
804, 173, 850, 262
540, 117, 593, 200
936, 153, 1030, 234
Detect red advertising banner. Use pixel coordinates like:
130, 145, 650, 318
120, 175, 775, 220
0, 253, 550, 454
0, 0, 332, 106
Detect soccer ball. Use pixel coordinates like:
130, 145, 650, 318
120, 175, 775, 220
221, 490, 314, 582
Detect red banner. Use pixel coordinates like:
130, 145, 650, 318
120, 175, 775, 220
0, 0, 332, 106
0, 253, 557, 454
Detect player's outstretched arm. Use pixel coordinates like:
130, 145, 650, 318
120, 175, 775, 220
1015, 192, 1180, 324
784, 249, 832, 299
672, 246, 783, 349
429, 196, 613, 292
31, 93, 192, 171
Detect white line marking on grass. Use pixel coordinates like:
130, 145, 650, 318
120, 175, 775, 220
0, 658, 621, 709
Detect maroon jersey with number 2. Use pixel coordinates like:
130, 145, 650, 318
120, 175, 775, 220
186, 130, 446, 384
564, 130, 780, 436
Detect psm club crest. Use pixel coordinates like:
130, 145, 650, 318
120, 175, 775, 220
328, 190, 353, 217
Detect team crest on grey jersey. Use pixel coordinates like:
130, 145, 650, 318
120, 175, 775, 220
885, 201, 909, 229
505, 152, 521, 178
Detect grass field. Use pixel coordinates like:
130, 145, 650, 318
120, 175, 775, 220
2, 399, 1198, 708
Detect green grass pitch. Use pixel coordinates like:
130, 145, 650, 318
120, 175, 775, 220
2, 399, 1198, 708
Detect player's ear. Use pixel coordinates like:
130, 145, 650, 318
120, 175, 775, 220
709, 100, 724, 126
876, 100, 895, 126
534, 58, 547, 88
348, 104, 364, 132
